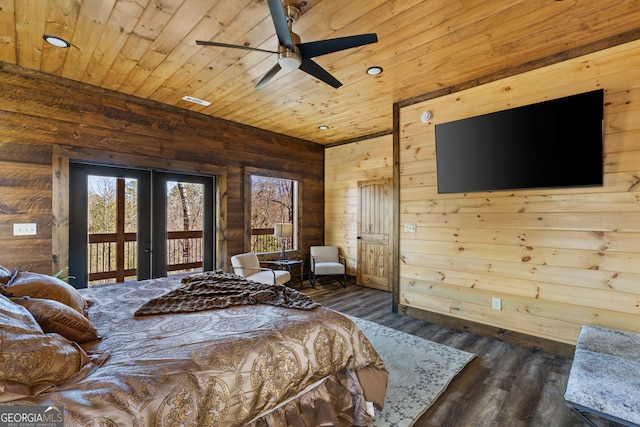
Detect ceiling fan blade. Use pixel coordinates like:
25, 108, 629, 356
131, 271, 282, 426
298, 33, 378, 59
255, 62, 283, 89
266, 0, 295, 50
299, 58, 342, 89
196, 40, 277, 54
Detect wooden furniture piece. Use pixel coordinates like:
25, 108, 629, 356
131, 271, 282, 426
262, 259, 304, 287
564, 325, 640, 427
230, 252, 290, 285
309, 246, 347, 288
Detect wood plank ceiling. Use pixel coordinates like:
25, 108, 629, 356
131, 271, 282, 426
1, 0, 640, 145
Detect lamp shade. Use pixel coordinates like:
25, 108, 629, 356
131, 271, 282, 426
273, 223, 293, 238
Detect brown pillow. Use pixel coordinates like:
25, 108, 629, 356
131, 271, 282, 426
0, 332, 90, 387
0, 294, 91, 401
0, 265, 14, 285
3, 271, 87, 315
0, 293, 42, 335
11, 296, 100, 343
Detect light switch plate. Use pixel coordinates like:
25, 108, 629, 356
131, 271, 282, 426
13, 223, 37, 236
492, 297, 502, 310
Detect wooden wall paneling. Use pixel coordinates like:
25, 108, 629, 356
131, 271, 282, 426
398, 39, 640, 345
0, 156, 52, 272
215, 164, 228, 270
399, 288, 581, 344
0, 65, 324, 277
0, 1, 16, 63
52, 151, 68, 275
324, 135, 393, 277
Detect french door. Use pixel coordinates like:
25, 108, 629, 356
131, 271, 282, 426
151, 171, 214, 277
69, 163, 214, 288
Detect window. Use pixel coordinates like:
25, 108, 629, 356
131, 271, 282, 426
250, 175, 298, 254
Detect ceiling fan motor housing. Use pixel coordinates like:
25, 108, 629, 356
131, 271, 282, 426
278, 32, 302, 70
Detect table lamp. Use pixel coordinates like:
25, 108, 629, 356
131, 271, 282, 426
273, 223, 293, 261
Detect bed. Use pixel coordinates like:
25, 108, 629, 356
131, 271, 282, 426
0, 268, 388, 426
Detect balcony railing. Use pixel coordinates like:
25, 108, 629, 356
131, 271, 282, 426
88, 232, 137, 282
88, 230, 203, 283
251, 228, 291, 253
88, 228, 292, 284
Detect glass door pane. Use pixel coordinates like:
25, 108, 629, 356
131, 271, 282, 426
152, 172, 214, 278
166, 181, 204, 274
87, 176, 138, 284
69, 163, 151, 288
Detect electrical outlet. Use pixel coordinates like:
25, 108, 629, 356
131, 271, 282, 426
13, 223, 37, 236
404, 223, 417, 233
492, 297, 502, 311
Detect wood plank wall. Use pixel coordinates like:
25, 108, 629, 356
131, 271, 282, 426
398, 39, 640, 345
0, 62, 324, 276
324, 135, 393, 275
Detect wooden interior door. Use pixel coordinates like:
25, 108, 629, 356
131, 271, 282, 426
357, 177, 392, 291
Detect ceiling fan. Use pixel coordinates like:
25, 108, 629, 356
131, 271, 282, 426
196, 0, 378, 89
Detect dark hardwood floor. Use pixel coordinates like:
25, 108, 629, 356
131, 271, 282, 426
301, 280, 620, 427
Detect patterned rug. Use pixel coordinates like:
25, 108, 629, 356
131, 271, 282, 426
346, 315, 476, 427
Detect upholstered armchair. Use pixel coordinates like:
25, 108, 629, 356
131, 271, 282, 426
309, 246, 347, 288
230, 252, 291, 285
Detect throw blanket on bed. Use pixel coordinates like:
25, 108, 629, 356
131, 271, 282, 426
134, 270, 320, 316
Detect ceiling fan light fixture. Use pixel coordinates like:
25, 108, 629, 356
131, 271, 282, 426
366, 66, 383, 76
43, 35, 70, 48
278, 36, 301, 70
279, 54, 301, 70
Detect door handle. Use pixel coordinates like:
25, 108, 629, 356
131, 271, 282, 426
356, 236, 362, 240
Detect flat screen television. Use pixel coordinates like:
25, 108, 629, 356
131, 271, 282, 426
434, 89, 604, 194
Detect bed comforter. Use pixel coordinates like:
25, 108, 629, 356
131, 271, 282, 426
1, 273, 388, 426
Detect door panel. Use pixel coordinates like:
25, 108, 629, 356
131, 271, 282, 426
152, 172, 214, 278
357, 178, 392, 291
69, 164, 151, 288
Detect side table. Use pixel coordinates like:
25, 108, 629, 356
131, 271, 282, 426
263, 260, 304, 287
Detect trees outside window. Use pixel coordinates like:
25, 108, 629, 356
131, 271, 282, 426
251, 176, 297, 253
166, 182, 204, 269
87, 176, 138, 282
83, 174, 210, 285
88, 176, 137, 235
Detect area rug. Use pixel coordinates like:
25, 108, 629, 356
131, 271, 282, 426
346, 315, 475, 427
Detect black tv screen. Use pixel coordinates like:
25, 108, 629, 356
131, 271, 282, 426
434, 89, 604, 194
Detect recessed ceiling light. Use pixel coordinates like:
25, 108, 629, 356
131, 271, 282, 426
366, 66, 383, 76
182, 95, 211, 106
318, 125, 329, 130
43, 35, 70, 48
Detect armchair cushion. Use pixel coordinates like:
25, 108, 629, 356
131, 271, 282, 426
230, 253, 290, 286
313, 262, 344, 275
310, 246, 340, 264
230, 253, 261, 277
309, 246, 346, 288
